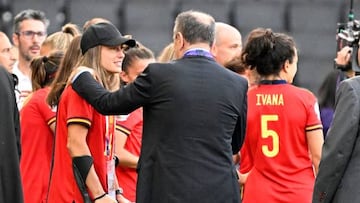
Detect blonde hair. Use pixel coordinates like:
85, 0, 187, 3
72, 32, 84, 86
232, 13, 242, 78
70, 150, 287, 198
157, 42, 175, 62
42, 23, 81, 52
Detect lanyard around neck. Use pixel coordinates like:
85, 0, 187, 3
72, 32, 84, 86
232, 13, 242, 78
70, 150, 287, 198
183, 48, 213, 59
259, 80, 287, 85
105, 115, 115, 160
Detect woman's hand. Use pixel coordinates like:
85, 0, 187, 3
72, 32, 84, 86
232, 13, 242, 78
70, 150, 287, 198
116, 194, 132, 203
94, 194, 117, 203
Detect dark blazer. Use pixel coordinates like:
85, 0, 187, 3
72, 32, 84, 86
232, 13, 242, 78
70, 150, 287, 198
313, 76, 360, 203
0, 67, 23, 203
72, 55, 248, 203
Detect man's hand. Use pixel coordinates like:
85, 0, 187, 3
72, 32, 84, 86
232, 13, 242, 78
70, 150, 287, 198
67, 66, 97, 85
335, 46, 352, 66
238, 170, 249, 185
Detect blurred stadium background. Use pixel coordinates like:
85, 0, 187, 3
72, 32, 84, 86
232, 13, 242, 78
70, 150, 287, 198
0, 0, 358, 94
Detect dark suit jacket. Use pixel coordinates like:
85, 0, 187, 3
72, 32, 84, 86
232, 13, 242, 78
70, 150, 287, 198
313, 76, 360, 203
72, 55, 248, 203
0, 67, 23, 203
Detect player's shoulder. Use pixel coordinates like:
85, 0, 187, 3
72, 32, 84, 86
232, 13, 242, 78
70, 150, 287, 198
288, 84, 316, 98
340, 75, 360, 89
144, 61, 173, 74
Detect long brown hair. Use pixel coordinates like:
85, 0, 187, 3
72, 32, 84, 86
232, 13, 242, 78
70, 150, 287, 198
42, 23, 81, 52
47, 36, 82, 107
76, 45, 120, 92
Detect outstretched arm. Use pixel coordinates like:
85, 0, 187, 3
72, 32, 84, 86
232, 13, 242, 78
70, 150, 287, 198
72, 71, 151, 115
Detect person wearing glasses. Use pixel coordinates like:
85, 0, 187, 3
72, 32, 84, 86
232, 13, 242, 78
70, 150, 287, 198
12, 9, 49, 109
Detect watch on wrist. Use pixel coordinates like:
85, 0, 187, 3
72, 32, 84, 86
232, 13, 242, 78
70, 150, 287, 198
116, 188, 123, 195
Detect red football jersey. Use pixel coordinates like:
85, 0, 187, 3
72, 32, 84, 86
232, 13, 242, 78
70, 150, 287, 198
115, 107, 143, 202
20, 87, 55, 203
242, 83, 322, 203
47, 86, 109, 203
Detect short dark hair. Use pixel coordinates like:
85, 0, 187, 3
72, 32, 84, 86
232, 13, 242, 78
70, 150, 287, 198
174, 10, 215, 46
13, 9, 49, 33
224, 57, 247, 75
240, 28, 296, 76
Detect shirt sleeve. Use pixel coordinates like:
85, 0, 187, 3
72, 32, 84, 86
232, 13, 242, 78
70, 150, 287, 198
72, 70, 151, 115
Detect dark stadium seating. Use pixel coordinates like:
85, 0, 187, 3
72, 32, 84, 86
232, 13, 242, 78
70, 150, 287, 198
288, 1, 343, 91
123, 0, 179, 55
179, 0, 234, 23
233, 0, 288, 35
288, 1, 342, 33
6, 0, 358, 93
68, 0, 126, 31
12, 0, 64, 34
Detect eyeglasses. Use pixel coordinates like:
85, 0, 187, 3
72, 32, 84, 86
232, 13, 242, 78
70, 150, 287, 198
16, 31, 47, 39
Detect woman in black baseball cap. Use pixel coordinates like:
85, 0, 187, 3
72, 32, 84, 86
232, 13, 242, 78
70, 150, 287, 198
80, 22, 136, 55
47, 22, 135, 203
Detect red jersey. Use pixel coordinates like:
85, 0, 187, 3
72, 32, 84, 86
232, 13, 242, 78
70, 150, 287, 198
20, 87, 55, 203
47, 85, 111, 203
242, 83, 322, 203
115, 108, 143, 202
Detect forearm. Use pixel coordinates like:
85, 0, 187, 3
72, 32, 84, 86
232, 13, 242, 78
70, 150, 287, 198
86, 166, 106, 197
117, 149, 139, 168
232, 154, 240, 165
312, 156, 321, 175
69, 143, 105, 197
115, 131, 139, 168
306, 129, 323, 175
67, 124, 105, 197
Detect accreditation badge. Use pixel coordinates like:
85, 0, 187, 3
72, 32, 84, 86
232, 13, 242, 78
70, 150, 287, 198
105, 115, 116, 199
107, 159, 116, 199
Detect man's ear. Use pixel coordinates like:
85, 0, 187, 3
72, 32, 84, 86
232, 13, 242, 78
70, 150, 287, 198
174, 32, 184, 50
12, 33, 19, 47
210, 42, 217, 57
119, 71, 129, 84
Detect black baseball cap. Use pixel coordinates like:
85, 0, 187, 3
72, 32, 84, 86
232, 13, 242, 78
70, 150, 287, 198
80, 22, 136, 55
